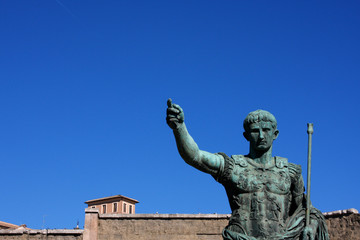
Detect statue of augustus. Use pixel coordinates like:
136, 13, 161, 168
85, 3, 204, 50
166, 99, 329, 240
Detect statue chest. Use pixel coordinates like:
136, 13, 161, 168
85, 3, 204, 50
224, 156, 293, 237
228, 155, 292, 195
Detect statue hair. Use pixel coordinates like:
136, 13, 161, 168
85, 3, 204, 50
243, 110, 277, 132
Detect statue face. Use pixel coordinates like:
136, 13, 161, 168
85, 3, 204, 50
245, 121, 279, 152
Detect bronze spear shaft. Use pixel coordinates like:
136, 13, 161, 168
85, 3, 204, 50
306, 123, 314, 227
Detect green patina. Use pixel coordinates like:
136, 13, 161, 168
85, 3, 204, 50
166, 99, 329, 240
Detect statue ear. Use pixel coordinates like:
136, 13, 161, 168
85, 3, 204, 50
273, 129, 279, 140
243, 131, 249, 141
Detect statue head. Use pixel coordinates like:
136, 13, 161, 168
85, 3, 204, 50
243, 110, 279, 152
243, 110, 277, 132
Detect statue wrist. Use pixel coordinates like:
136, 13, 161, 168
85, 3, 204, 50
174, 122, 184, 130
173, 122, 186, 134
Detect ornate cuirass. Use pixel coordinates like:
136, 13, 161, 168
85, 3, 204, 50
214, 154, 301, 239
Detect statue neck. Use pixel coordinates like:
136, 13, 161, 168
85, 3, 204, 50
248, 146, 273, 165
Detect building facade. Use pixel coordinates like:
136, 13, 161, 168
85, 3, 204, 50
85, 195, 139, 214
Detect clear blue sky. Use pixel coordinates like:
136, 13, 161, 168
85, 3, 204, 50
1, 0, 359, 229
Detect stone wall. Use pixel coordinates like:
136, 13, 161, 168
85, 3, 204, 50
324, 209, 360, 240
1, 209, 359, 240
0, 229, 83, 240
97, 214, 229, 240
86, 209, 360, 240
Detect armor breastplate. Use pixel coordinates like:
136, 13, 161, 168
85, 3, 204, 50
223, 155, 292, 238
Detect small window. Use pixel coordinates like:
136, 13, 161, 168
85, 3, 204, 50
91, 206, 96, 209
129, 205, 133, 214
113, 203, 117, 212
103, 204, 107, 214
123, 203, 127, 213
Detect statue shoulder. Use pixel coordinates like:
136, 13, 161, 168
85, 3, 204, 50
212, 152, 236, 184
217, 154, 249, 167
288, 162, 302, 174
231, 154, 248, 167
216, 152, 232, 163
275, 157, 302, 181
274, 156, 288, 169
274, 157, 301, 172
212, 154, 250, 183
288, 161, 303, 180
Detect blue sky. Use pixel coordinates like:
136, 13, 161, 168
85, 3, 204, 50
1, 0, 359, 229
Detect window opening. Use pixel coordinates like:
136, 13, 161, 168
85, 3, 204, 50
113, 203, 117, 212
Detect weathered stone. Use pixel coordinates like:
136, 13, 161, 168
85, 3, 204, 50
97, 214, 229, 240
325, 212, 360, 240
0, 228, 83, 240
0, 211, 359, 240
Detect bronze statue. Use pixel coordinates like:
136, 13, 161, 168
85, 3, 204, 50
166, 99, 329, 240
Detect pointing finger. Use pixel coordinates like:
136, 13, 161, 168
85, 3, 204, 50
167, 98, 173, 108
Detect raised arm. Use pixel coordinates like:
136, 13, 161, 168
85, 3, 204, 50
166, 99, 223, 176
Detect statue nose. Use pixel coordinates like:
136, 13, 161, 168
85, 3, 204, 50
259, 131, 264, 139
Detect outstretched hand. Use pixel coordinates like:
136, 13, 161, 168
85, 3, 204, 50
166, 98, 184, 130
